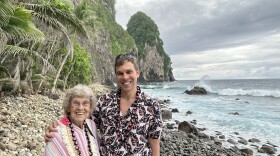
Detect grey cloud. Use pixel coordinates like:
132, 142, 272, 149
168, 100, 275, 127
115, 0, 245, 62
140, 0, 280, 54
115, 0, 280, 79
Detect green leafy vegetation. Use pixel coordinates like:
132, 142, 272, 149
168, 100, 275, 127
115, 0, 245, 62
0, 0, 172, 95
62, 43, 92, 88
0, 0, 88, 95
75, 0, 135, 55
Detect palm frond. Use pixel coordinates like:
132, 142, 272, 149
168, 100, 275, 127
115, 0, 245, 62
75, 1, 96, 21
1, 44, 57, 71
33, 51, 57, 72
0, 65, 11, 78
0, 0, 14, 26
1, 5, 45, 40
1, 45, 30, 57
22, 3, 88, 38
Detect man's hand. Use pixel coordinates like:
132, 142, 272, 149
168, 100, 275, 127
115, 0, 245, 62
44, 121, 58, 142
148, 138, 160, 156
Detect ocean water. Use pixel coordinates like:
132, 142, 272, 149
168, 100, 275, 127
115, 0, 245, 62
139, 79, 280, 155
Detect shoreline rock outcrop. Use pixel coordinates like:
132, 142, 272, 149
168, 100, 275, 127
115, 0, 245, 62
184, 86, 207, 95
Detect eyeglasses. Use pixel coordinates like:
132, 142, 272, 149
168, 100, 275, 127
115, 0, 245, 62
116, 53, 135, 61
71, 101, 91, 107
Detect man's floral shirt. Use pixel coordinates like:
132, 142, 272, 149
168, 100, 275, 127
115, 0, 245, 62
92, 86, 163, 156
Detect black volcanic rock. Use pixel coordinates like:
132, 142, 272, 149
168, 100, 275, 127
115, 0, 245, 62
184, 86, 207, 95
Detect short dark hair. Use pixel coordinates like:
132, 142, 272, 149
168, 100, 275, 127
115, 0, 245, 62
115, 53, 139, 73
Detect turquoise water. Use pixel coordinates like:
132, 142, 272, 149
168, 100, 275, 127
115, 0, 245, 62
140, 79, 280, 154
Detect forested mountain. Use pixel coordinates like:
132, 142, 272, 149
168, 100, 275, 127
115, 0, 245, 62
127, 11, 174, 82
0, 0, 174, 96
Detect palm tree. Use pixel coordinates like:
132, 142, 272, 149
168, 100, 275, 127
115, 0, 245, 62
21, 2, 88, 94
1, 0, 88, 95
0, 0, 45, 94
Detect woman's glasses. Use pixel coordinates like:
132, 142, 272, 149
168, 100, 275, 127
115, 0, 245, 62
71, 101, 90, 107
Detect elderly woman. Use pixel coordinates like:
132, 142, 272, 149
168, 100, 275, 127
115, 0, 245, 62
44, 84, 100, 156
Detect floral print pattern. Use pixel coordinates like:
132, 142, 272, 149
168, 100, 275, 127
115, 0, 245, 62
92, 86, 162, 156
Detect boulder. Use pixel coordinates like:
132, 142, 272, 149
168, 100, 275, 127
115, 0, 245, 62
229, 112, 240, 115
171, 108, 179, 112
238, 138, 248, 145
186, 110, 192, 115
184, 86, 207, 95
260, 144, 277, 154
240, 148, 253, 155
161, 109, 172, 120
227, 139, 238, 145
178, 121, 199, 135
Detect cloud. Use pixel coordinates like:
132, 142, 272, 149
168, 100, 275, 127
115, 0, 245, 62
115, 0, 280, 79
149, 0, 280, 53
171, 34, 280, 80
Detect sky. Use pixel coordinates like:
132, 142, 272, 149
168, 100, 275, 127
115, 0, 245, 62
115, 0, 280, 80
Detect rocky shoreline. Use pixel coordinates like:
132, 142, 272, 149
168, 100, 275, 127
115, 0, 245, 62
0, 84, 279, 156
159, 100, 279, 156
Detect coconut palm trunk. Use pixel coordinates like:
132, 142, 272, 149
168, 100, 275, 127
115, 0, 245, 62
50, 30, 73, 94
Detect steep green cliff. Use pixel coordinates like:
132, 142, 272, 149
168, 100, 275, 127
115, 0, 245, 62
127, 11, 175, 82
0, 0, 174, 95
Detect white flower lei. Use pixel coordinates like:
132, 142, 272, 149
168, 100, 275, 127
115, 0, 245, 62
59, 119, 99, 156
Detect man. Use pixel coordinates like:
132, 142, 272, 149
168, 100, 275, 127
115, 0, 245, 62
45, 53, 163, 155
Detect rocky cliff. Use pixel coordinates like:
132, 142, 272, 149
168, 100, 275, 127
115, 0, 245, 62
139, 44, 173, 82
80, 30, 116, 86
74, 0, 175, 86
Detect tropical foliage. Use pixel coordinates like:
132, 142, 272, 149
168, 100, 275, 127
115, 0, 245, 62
77, 0, 135, 56
0, 0, 172, 95
0, 0, 88, 95
62, 43, 92, 88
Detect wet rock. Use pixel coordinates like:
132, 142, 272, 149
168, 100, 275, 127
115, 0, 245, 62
240, 148, 253, 155
184, 86, 207, 95
160, 128, 243, 156
238, 137, 248, 145
213, 137, 222, 145
178, 121, 193, 133
249, 138, 261, 143
161, 109, 172, 120
219, 135, 225, 139
260, 144, 277, 154
197, 132, 209, 139
171, 108, 179, 112
229, 112, 240, 115
227, 139, 238, 145
163, 99, 171, 103
186, 111, 192, 115
166, 123, 174, 129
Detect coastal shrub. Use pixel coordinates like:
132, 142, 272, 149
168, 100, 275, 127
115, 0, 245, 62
62, 43, 92, 87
